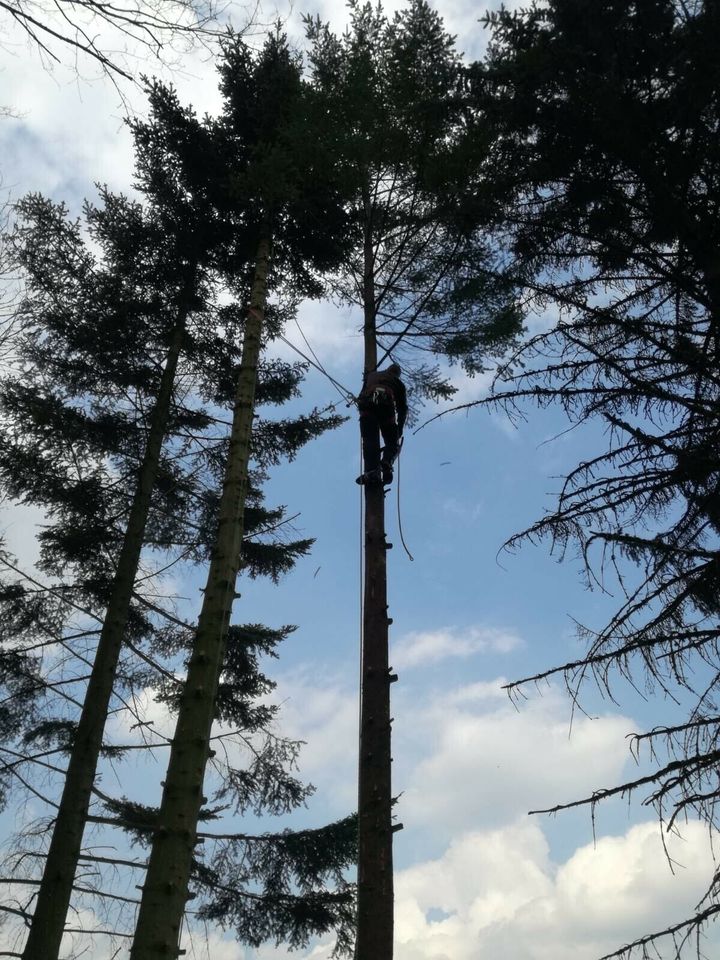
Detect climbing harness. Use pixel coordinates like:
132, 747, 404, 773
371, 385, 392, 405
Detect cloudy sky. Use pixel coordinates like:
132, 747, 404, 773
0, 2, 716, 959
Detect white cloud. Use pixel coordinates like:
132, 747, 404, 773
445, 367, 494, 406
181, 928, 245, 960
392, 625, 522, 669
394, 680, 634, 836
0, 70, 137, 204
269, 298, 363, 374
254, 661, 638, 848
391, 819, 718, 960
426, 365, 522, 438
105, 681, 179, 754
0, 2, 253, 209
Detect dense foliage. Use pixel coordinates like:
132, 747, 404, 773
0, 35, 352, 957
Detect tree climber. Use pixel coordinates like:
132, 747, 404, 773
356, 362, 407, 486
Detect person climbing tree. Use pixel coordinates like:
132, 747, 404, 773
356, 362, 407, 487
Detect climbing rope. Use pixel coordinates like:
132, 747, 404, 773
293, 317, 351, 408
276, 331, 357, 408
395, 439, 414, 562
357, 431, 365, 818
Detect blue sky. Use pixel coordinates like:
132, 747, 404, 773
0, 2, 717, 959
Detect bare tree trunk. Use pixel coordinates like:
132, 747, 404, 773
129, 227, 271, 960
22, 282, 194, 960
354, 202, 394, 960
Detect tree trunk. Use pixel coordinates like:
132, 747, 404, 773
129, 227, 271, 960
22, 284, 193, 960
354, 205, 394, 960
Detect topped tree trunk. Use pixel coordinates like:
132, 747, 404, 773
304, 6, 523, 957
355, 211, 395, 960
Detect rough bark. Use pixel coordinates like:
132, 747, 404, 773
354, 205, 394, 960
129, 228, 270, 960
22, 286, 193, 960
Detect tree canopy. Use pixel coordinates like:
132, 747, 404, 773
0, 33, 353, 956
7, 0, 720, 956
468, 1, 720, 954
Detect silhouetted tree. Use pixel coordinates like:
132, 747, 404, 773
128, 31, 352, 959
0, 92, 347, 956
305, 3, 522, 957
465, 2, 720, 955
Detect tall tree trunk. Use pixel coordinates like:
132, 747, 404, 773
129, 227, 271, 960
354, 204, 394, 960
22, 281, 194, 960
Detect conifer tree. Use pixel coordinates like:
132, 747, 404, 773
464, 1, 720, 954
0, 88, 347, 953
0, 183, 351, 952
127, 32, 352, 959
6, 175, 226, 960
304, 5, 521, 957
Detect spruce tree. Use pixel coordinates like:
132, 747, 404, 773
304, 4, 521, 956
127, 32, 352, 958
0, 108, 346, 953
0, 182, 350, 951
6, 177, 226, 960
464, 1, 720, 954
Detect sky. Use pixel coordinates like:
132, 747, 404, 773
0, 2, 717, 959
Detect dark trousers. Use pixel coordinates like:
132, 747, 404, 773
359, 402, 399, 473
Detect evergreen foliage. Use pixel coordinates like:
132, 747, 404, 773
126, 30, 354, 960
470, 2, 720, 955
0, 49, 350, 954
305, 0, 523, 400
194, 815, 357, 955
